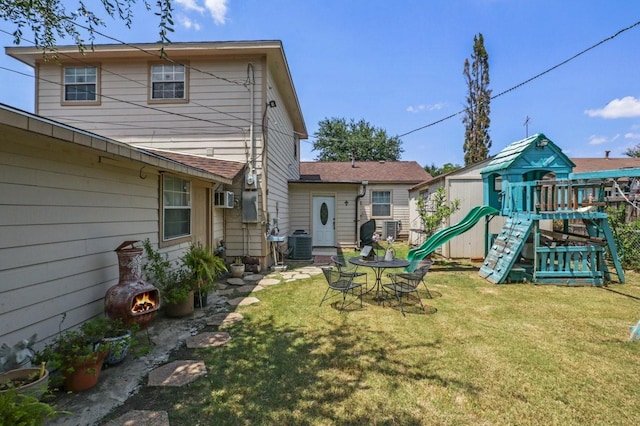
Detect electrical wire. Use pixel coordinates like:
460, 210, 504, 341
398, 18, 640, 138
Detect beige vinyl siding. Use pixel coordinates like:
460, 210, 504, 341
362, 184, 411, 240
36, 58, 263, 161
265, 72, 296, 236
289, 184, 361, 248
0, 127, 161, 346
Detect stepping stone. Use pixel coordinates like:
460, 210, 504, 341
228, 296, 260, 307
186, 332, 231, 348
240, 284, 264, 292
207, 312, 244, 326
258, 278, 281, 286
243, 274, 264, 282
291, 273, 311, 280
217, 288, 239, 296
103, 410, 169, 426
148, 360, 207, 387
226, 278, 246, 286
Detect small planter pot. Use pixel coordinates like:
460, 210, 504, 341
194, 290, 209, 308
164, 291, 195, 318
63, 350, 107, 392
102, 331, 132, 366
230, 264, 245, 278
0, 367, 49, 400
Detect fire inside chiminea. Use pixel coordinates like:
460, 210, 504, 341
105, 241, 161, 328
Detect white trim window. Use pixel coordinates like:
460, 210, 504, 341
63, 66, 97, 101
151, 64, 186, 100
163, 175, 191, 240
372, 190, 391, 217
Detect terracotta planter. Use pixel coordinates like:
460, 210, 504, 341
63, 351, 107, 392
0, 367, 49, 400
164, 291, 195, 317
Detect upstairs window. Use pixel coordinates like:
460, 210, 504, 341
372, 191, 392, 217
151, 64, 187, 101
63, 66, 98, 102
162, 175, 191, 240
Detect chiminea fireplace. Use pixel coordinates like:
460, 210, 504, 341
105, 241, 161, 328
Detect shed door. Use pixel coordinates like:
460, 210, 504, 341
312, 196, 335, 247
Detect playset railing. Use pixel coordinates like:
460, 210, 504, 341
503, 180, 606, 214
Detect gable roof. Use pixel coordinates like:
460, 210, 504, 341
6, 40, 307, 139
570, 157, 640, 173
144, 148, 244, 180
0, 103, 237, 184
297, 161, 432, 184
481, 133, 575, 175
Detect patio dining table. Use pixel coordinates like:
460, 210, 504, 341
349, 257, 410, 303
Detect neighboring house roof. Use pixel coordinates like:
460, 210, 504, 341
481, 133, 575, 175
0, 103, 236, 184
6, 40, 307, 139
296, 161, 432, 184
144, 148, 244, 180
570, 157, 640, 173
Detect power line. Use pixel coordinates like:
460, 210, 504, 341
398, 18, 640, 139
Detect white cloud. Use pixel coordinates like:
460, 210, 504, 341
406, 103, 444, 113
177, 14, 202, 31
625, 132, 640, 140
588, 135, 608, 145
585, 96, 640, 118
175, 0, 228, 25
175, 0, 205, 13
205, 0, 228, 24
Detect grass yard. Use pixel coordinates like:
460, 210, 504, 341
102, 247, 640, 425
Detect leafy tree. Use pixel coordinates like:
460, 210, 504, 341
416, 187, 460, 238
462, 33, 492, 166
624, 145, 640, 158
424, 162, 462, 177
312, 117, 403, 161
0, 0, 174, 52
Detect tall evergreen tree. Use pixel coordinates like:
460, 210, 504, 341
312, 117, 403, 162
462, 33, 492, 166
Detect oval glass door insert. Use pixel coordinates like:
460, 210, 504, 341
320, 202, 328, 225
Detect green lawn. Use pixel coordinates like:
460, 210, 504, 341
104, 247, 640, 425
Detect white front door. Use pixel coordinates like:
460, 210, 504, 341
312, 196, 335, 247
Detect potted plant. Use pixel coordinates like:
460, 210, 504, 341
80, 317, 139, 366
37, 322, 110, 392
229, 256, 245, 278
142, 239, 194, 317
182, 242, 227, 308
0, 364, 49, 400
0, 387, 62, 424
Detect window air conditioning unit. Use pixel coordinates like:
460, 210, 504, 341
214, 191, 234, 208
383, 220, 399, 240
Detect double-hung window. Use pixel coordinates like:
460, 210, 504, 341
151, 64, 187, 101
372, 191, 392, 217
162, 175, 191, 240
63, 66, 98, 102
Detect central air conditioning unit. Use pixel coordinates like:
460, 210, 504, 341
287, 233, 313, 260
382, 220, 399, 240
214, 191, 234, 208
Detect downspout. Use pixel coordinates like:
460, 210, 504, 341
242, 63, 256, 259
355, 181, 368, 247
247, 63, 256, 175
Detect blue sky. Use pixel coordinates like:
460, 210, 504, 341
1, 0, 639, 167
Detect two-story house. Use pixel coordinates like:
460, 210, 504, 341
6, 41, 308, 270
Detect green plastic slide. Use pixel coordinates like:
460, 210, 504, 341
406, 205, 499, 271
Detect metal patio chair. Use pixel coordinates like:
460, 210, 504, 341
320, 266, 364, 312
331, 255, 368, 291
383, 259, 433, 316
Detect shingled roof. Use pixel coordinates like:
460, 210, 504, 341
143, 148, 245, 181
571, 157, 640, 173
297, 161, 431, 184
